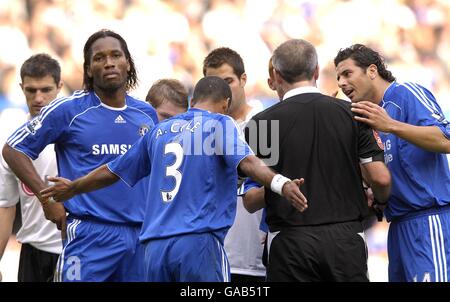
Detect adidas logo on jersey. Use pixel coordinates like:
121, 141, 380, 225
115, 115, 126, 124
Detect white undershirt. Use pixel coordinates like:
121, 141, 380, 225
0, 115, 61, 254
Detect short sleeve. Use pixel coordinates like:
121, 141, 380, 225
238, 178, 261, 196
215, 115, 253, 170
0, 155, 19, 207
402, 83, 450, 139
357, 122, 385, 164
6, 102, 68, 159
107, 131, 152, 187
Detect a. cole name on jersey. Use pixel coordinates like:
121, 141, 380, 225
92, 144, 132, 155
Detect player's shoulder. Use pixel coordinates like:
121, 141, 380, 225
125, 95, 158, 122
396, 81, 437, 101
212, 112, 240, 128
385, 81, 425, 102
126, 95, 152, 108
40, 90, 93, 117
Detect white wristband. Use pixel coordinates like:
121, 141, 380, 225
270, 174, 291, 196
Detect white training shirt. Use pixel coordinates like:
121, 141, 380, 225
0, 113, 61, 254
224, 100, 266, 277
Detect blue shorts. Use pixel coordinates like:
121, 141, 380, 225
388, 206, 450, 282
54, 217, 145, 282
143, 232, 230, 282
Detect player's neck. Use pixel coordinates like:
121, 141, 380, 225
230, 102, 251, 122
374, 79, 392, 105
193, 103, 215, 112
95, 87, 127, 108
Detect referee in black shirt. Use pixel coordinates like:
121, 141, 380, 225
244, 39, 391, 282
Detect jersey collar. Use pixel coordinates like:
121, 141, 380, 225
93, 92, 128, 111
381, 81, 396, 107
283, 86, 320, 101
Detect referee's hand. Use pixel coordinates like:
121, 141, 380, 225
282, 178, 308, 212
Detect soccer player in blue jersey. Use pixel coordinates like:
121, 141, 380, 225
203, 47, 267, 282
2, 29, 158, 282
39, 76, 308, 282
335, 44, 450, 282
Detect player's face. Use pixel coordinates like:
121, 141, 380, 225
155, 101, 186, 121
336, 58, 374, 103
87, 37, 130, 93
20, 75, 61, 117
205, 63, 246, 114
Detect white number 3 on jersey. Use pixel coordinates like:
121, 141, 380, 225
161, 143, 183, 202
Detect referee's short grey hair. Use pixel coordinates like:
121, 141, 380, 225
272, 39, 318, 84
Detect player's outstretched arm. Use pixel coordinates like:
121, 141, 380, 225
238, 155, 308, 212
40, 164, 119, 202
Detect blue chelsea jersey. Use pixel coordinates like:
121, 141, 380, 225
7, 90, 158, 224
380, 82, 450, 221
108, 108, 253, 243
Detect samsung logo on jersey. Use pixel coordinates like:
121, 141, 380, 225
92, 144, 132, 155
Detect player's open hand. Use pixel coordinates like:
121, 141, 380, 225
282, 178, 308, 212
351, 101, 395, 132
40, 176, 75, 203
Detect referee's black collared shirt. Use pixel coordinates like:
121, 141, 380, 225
245, 92, 384, 232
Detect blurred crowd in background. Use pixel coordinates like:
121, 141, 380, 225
1, 0, 450, 281
1, 0, 449, 113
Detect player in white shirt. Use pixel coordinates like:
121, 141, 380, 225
203, 47, 267, 281
0, 54, 63, 282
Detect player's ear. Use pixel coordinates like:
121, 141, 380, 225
313, 65, 319, 81
267, 77, 276, 91
240, 73, 247, 87
56, 81, 63, 93
273, 69, 284, 85
368, 64, 377, 80
86, 65, 93, 78
222, 97, 231, 114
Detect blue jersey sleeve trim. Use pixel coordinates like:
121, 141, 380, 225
106, 163, 133, 188
5, 143, 36, 161
235, 154, 253, 177
238, 177, 262, 196
439, 124, 450, 140
6, 123, 30, 148
404, 82, 438, 112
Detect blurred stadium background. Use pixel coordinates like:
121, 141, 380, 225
1, 0, 450, 282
